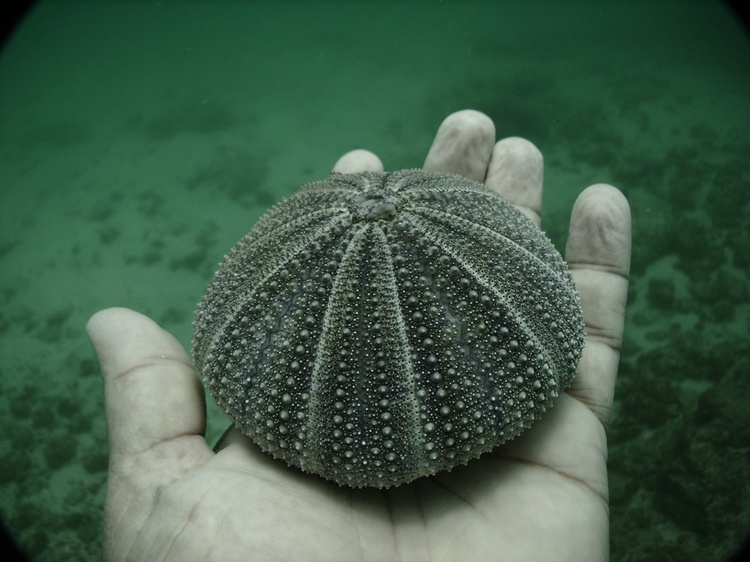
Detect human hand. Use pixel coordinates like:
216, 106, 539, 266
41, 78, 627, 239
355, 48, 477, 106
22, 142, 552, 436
88, 109, 630, 562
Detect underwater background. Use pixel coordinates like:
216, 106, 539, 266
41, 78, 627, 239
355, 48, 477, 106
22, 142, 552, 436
0, 1, 748, 560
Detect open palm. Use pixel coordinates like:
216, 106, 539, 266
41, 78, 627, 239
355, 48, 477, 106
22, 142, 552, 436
88, 110, 630, 562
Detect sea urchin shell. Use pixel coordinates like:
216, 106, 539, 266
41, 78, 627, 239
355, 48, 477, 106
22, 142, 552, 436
193, 169, 584, 488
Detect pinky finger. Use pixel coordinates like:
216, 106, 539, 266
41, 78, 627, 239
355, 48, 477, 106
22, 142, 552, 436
564, 184, 631, 426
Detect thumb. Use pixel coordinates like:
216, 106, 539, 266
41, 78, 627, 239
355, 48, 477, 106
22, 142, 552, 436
87, 307, 209, 460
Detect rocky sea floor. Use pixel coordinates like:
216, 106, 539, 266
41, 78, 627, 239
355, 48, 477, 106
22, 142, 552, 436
1, 2, 748, 560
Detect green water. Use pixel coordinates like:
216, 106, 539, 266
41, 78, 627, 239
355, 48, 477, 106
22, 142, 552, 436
0, 1, 748, 560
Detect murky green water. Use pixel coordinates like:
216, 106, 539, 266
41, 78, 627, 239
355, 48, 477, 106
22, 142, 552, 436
1, 1, 748, 560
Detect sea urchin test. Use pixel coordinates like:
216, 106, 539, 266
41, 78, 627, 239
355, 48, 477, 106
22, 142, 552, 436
193, 170, 584, 488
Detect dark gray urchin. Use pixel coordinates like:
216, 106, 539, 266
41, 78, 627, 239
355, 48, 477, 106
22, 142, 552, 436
193, 169, 585, 488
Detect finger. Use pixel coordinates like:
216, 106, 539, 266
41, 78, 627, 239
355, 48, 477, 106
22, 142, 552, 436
333, 149, 384, 173
87, 307, 209, 458
485, 137, 543, 227
564, 185, 631, 426
423, 109, 495, 183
